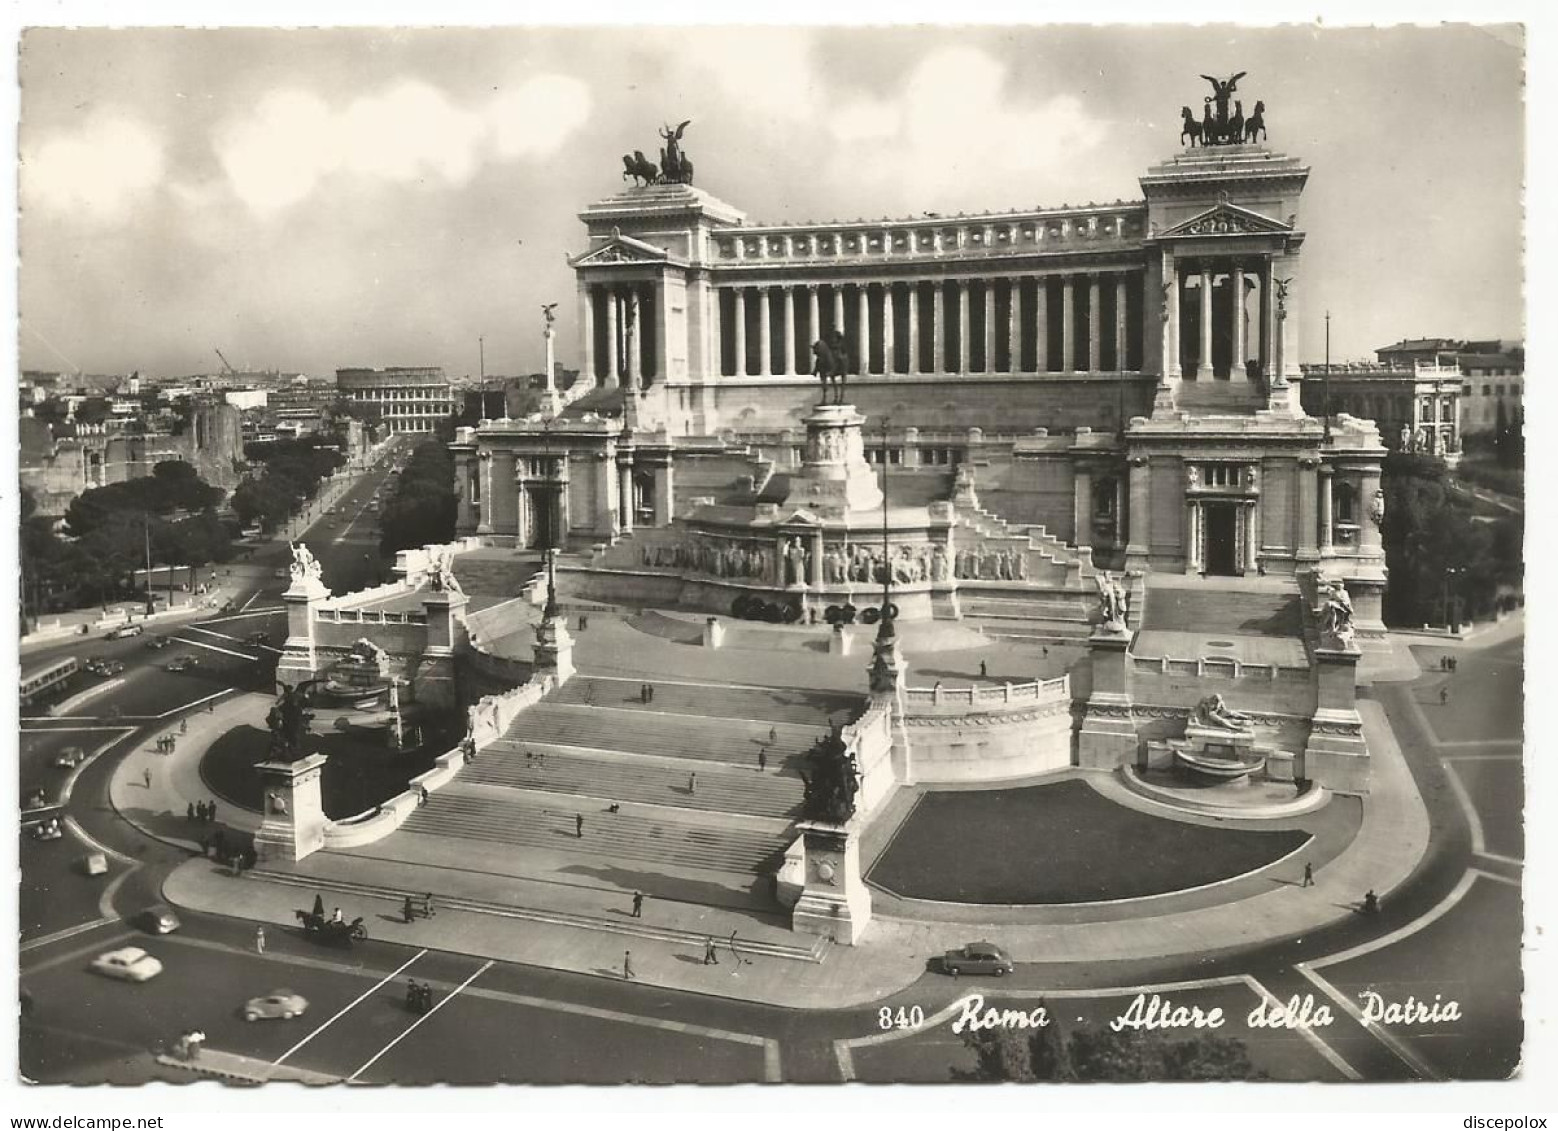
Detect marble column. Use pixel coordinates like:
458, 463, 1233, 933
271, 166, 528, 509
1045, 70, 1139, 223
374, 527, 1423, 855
781, 286, 796, 375
1164, 252, 1180, 381
1297, 458, 1319, 562
932, 283, 946, 374
807, 285, 820, 357
579, 281, 596, 386
1258, 260, 1273, 376
832, 285, 846, 338
982, 282, 996, 373
907, 283, 920, 374
625, 288, 641, 388
733, 288, 747, 377
882, 284, 896, 374
1125, 457, 1150, 567
603, 288, 620, 389
758, 286, 772, 377
956, 281, 970, 374
1034, 278, 1049, 372
1319, 464, 1334, 550
1198, 264, 1215, 379
858, 285, 871, 375
1186, 501, 1201, 573
476, 453, 493, 535
1007, 278, 1021, 373
1062, 277, 1076, 371
1245, 501, 1260, 573
617, 457, 635, 535
1114, 274, 1129, 372
1073, 466, 1093, 549
1088, 275, 1102, 372
1232, 264, 1248, 377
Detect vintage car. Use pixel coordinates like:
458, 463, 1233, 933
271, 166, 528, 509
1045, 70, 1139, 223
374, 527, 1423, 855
53, 746, 87, 769
106, 624, 144, 640
243, 990, 309, 1022
90, 946, 162, 982
144, 635, 173, 650
165, 655, 200, 673
136, 904, 182, 935
940, 941, 1015, 978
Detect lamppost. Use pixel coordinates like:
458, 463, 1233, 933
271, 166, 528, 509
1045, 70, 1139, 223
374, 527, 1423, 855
1443, 565, 1466, 633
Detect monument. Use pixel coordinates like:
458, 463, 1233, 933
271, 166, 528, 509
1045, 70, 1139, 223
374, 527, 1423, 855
252, 680, 329, 864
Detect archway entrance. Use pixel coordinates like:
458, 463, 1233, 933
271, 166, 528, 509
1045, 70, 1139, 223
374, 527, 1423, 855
1204, 502, 1239, 576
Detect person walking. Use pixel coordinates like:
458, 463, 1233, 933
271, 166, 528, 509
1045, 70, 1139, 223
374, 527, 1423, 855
404, 895, 416, 924
757, 747, 767, 772
647, 683, 654, 703
631, 891, 644, 918
703, 937, 720, 966
1302, 861, 1314, 888
575, 814, 584, 838
768, 726, 777, 745
180, 717, 188, 736
979, 660, 988, 678
187, 802, 196, 822
255, 925, 266, 955
1439, 687, 1449, 706
142, 767, 152, 789
622, 950, 635, 980
688, 772, 697, 795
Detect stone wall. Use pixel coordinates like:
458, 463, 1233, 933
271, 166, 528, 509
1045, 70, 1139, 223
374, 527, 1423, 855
900, 676, 1074, 782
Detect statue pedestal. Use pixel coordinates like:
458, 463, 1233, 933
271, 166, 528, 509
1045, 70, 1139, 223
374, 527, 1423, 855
781, 405, 883, 519
417, 589, 469, 709
1079, 630, 1137, 769
277, 576, 329, 687
790, 819, 871, 945
533, 614, 575, 683
1303, 645, 1369, 795
252, 755, 329, 865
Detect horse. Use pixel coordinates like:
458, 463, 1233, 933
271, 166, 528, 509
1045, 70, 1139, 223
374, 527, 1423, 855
1201, 102, 1217, 144
811, 333, 850, 406
1244, 101, 1267, 144
1227, 101, 1245, 146
620, 151, 658, 187
1179, 106, 1202, 147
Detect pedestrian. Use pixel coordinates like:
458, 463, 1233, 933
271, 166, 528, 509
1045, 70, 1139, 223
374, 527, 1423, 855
979, 660, 988, 678
647, 683, 654, 703
180, 718, 188, 735
208, 701, 214, 714
187, 802, 195, 822
688, 772, 697, 795
623, 950, 635, 980
404, 895, 416, 923
255, 925, 266, 954
608, 802, 621, 814
143, 767, 152, 789
703, 937, 720, 966
639, 683, 648, 704
1043, 646, 1049, 659
1451, 656, 1459, 672
1439, 687, 1449, 706
575, 814, 584, 838
418, 785, 430, 807
631, 891, 644, 918
209, 802, 218, 824
424, 893, 435, 918
1302, 862, 1314, 888
768, 726, 777, 745
757, 747, 767, 772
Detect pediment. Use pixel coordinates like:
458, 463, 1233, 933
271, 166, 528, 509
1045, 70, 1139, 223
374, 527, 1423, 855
1159, 202, 1293, 240
570, 232, 672, 268
776, 508, 823, 526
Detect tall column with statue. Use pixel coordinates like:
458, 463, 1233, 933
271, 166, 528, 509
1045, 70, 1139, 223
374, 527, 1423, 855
541, 302, 562, 416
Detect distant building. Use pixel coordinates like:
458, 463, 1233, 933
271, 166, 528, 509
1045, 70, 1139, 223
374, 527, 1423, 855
267, 377, 339, 434
336, 366, 452, 433
1300, 360, 1464, 466
1457, 349, 1524, 439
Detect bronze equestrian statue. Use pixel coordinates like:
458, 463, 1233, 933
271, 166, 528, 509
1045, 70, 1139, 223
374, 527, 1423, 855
1180, 106, 1203, 148
1244, 100, 1267, 143
621, 150, 658, 187
811, 331, 851, 406
1200, 71, 1246, 144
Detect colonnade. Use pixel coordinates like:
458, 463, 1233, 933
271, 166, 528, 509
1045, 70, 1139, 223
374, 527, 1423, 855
1163, 255, 1283, 381
717, 274, 1143, 377
580, 282, 660, 388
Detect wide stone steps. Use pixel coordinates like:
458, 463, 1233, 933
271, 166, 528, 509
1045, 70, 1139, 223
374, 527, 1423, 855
546, 675, 862, 727
469, 743, 803, 819
959, 591, 1093, 620
402, 790, 789, 874
252, 868, 824, 962
969, 615, 1095, 643
1140, 587, 1304, 637
505, 702, 826, 769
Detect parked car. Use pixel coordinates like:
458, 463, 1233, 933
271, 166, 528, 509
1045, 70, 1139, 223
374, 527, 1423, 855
29, 818, 63, 841
54, 746, 87, 769
90, 947, 162, 983
145, 636, 172, 650
136, 904, 181, 935
106, 624, 144, 640
940, 941, 1015, 978
243, 990, 309, 1022
87, 659, 125, 676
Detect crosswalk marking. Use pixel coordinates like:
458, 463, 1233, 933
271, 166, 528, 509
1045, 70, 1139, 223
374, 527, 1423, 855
347, 960, 494, 1081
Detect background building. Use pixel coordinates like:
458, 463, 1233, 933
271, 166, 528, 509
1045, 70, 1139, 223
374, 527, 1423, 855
336, 366, 453, 433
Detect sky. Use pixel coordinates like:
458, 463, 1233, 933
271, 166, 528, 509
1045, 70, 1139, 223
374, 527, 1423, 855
16, 22, 1526, 381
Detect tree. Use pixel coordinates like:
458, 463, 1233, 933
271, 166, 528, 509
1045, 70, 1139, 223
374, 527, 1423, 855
378, 438, 457, 555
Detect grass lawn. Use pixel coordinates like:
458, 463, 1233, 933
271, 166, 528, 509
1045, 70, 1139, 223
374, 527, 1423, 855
200, 716, 459, 819
867, 778, 1310, 904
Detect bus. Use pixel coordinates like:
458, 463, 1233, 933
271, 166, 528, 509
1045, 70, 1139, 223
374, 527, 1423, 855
21, 657, 79, 708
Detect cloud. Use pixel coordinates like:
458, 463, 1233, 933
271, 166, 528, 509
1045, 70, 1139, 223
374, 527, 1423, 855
821, 46, 1107, 202
214, 74, 593, 215
22, 114, 165, 220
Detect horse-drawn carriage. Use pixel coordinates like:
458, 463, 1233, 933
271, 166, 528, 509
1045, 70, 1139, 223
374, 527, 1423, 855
294, 907, 367, 946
